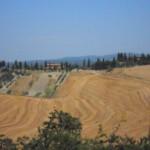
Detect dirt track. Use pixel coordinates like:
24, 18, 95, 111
0, 65, 150, 139
28, 73, 50, 96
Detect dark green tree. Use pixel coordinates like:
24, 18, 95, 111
19, 110, 82, 150
23, 61, 28, 70
18, 61, 22, 70
34, 62, 39, 70
44, 61, 47, 69
6, 62, 10, 70
111, 58, 116, 68
87, 59, 91, 68
0, 135, 17, 150
60, 62, 64, 70
0, 61, 6, 68
82, 59, 86, 69
14, 60, 19, 70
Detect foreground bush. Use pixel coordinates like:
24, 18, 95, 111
17, 110, 81, 150
0, 135, 17, 150
0, 110, 150, 150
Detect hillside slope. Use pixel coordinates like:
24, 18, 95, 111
0, 65, 150, 139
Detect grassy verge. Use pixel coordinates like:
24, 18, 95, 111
44, 84, 57, 98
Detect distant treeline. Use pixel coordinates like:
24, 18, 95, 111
0, 61, 75, 72
1, 53, 150, 71
85, 53, 150, 70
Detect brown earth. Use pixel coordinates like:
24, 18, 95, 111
9, 73, 39, 96
0, 65, 150, 140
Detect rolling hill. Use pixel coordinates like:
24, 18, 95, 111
0, 65, 150, 140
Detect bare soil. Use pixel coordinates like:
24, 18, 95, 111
0, 65, 150, 140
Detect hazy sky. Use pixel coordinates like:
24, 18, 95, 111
0, 0, 150, 61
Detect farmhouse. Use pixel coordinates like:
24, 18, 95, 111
46, 63, 61, 70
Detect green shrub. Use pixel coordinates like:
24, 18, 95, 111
48, 74, 52, 77
18, 110, 82, 150
0, 135, 17, 150
44, 84, 57, 97
0, 83, 2, 89
34, 92, 42, 97
22, 91, 28, 96
7, 89, 11, 94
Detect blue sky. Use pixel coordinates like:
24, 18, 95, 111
0, 0, 150, 61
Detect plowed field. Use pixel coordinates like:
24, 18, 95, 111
0, 65, 150, 139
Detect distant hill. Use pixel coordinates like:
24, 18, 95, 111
27, 54, 116, 65
55, 54, 116, 64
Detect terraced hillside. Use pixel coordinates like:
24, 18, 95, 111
0, 65, 150, 140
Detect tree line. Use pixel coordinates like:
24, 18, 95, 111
0, 61, 76, 72
1, 53, 150, 72
88, 53, 150, 70
0, 110, 149, 150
